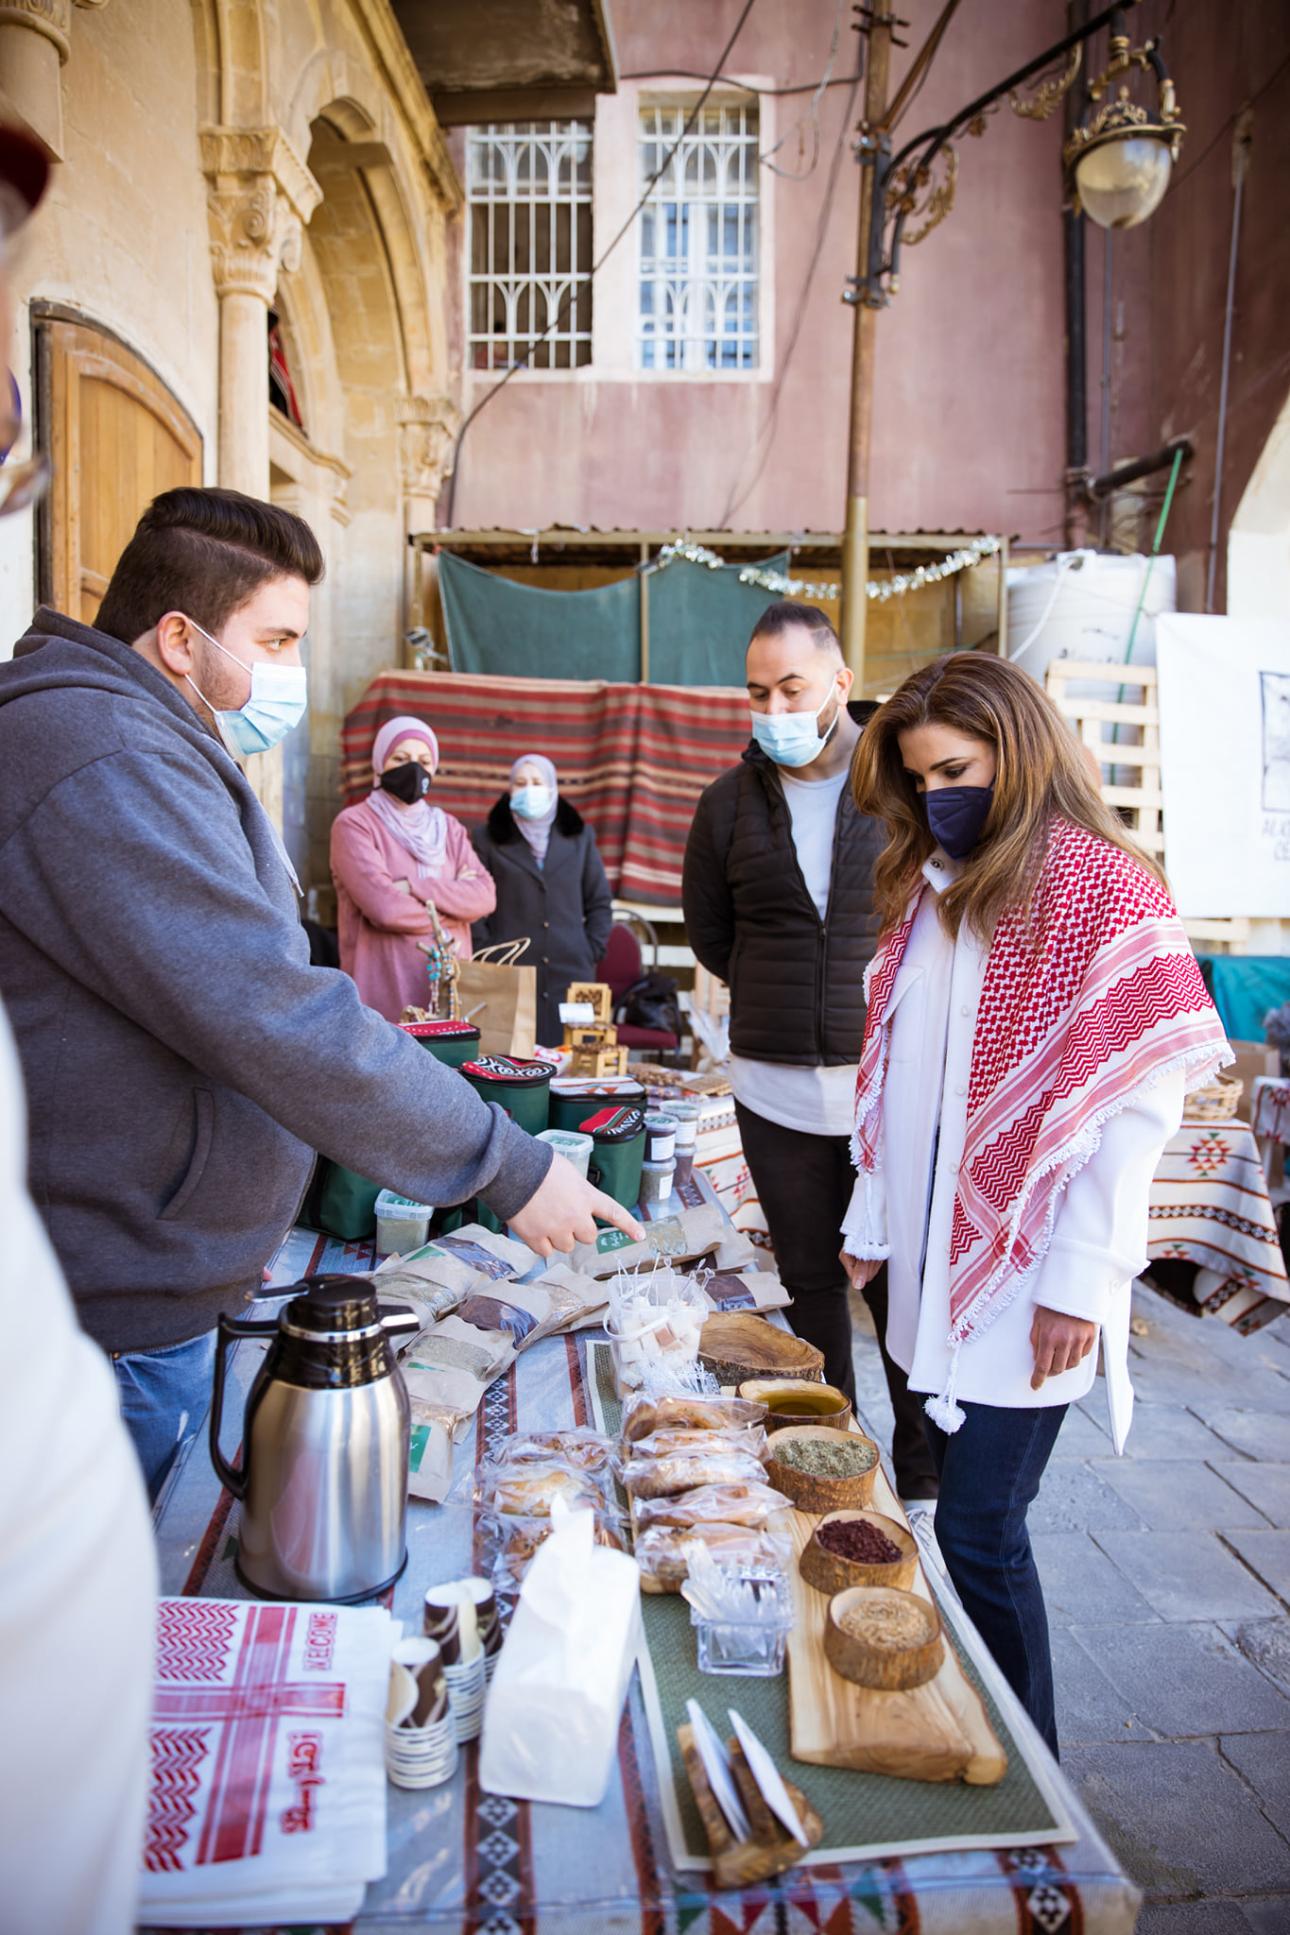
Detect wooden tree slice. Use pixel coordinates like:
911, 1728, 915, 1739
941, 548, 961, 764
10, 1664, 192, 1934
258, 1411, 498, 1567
737, 1377, 853, 1434
800, 1509, 919, 1595
824, 1586, 944, 1691
698, 1313, 825, 1387
764, 1425, 879, 1512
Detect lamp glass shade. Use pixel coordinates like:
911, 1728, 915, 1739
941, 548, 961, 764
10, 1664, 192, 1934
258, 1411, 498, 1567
1075, 133, 1173, 229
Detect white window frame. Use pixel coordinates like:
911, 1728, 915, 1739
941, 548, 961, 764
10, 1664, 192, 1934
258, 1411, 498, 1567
464, 120, 594, 373
635, 98, 762, 377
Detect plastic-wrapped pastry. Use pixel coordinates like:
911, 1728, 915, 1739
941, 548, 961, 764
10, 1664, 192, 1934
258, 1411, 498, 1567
482, 1464, 606, 1518
486, 1509, 627, 1587
621, 1394, 768, 1443
633, 1480, 791, 1530
623, 1449, 767, 1500
500, 1428, 617, 1477
626, 1424, 767, 1462
635, 1521, 793, 1594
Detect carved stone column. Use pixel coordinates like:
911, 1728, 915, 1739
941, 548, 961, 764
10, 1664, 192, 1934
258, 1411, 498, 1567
0, 0, 69, 156
398, 391, 460, 634
200, 127, 321, 498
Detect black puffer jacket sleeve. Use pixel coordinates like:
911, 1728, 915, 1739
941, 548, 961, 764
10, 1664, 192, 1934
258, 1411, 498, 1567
682, 778, 736, 983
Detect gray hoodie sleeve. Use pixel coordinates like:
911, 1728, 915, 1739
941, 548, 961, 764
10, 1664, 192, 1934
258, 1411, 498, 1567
0, 747, 551, 1223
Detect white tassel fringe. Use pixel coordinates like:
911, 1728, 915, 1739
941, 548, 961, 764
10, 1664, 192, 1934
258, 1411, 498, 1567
923, 1345, 965, 1434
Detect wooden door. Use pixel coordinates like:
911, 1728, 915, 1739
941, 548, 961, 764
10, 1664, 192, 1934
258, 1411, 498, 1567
42, 318, 202, 625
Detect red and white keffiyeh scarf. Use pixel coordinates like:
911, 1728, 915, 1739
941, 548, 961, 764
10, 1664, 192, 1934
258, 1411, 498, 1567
853, 819, 1230, 1429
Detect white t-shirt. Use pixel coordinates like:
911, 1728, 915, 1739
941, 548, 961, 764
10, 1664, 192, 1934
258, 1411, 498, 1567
729, 766, 858, 1138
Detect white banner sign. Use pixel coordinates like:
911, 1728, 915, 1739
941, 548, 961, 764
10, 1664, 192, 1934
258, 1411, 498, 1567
1156, 613, 1290, 919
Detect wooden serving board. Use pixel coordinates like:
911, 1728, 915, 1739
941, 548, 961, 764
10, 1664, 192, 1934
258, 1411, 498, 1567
786, 1458, 1008, 1786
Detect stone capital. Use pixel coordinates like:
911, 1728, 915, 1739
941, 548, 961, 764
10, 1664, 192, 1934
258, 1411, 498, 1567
0, 0, 71, 62
200, 125, 321, 304
398, 392, 461, 500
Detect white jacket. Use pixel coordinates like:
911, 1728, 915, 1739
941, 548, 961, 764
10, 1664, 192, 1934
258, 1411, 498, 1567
842, 856, 1185, 1451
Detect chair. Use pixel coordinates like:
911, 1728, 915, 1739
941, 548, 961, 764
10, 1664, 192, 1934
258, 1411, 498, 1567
597, 907, 681, 1060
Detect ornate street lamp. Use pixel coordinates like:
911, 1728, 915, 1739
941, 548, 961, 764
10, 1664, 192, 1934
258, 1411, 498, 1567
1064, 10, 1184, 230
840, 0, 1184, 681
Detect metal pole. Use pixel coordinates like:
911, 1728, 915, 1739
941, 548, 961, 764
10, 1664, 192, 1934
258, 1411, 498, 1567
840, 0, 894, 688
1205, 110, 1252, 613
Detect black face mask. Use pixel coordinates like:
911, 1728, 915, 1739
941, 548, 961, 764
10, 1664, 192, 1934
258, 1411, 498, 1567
380, 763, 431, 804
924, 784, 994, 859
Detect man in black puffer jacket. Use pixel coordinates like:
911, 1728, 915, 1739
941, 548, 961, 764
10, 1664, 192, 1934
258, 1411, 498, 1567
683, 601, 938, 1502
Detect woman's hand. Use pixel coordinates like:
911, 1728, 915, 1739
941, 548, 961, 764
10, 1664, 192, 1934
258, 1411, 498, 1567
1030, 1305, 1098, 1390
840, 1247, 883, 1290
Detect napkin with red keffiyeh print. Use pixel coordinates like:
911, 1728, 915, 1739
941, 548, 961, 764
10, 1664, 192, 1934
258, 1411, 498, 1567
138, 1597, 396, 1926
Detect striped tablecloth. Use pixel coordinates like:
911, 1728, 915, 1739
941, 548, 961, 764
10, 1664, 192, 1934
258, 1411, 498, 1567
151, 1239, 1141, 1934
1146, 1115, 1289, 1333
340, 669, 750, 905
1251, 1077, 1290, 1144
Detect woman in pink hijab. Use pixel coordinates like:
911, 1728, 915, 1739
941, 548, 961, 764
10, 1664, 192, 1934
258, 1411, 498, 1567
330, 716, 496, 1021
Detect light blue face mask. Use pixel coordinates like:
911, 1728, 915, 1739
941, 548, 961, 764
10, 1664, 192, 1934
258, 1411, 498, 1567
749, 691, 841, 768
511, 784, 555, 820
185, 616, 307, 757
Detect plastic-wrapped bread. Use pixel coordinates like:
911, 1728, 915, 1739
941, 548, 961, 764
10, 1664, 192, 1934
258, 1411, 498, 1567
626, 1424, 768, 1462
621, 1394, 768, 1443
482, 1465, 606, 1519
635, 1521, 793, 1594
622, 1450, 767, 1500
633, 1480, 791, 1530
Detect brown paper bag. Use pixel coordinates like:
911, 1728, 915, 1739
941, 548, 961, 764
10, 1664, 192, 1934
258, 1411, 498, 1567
457, 940, 537, 1058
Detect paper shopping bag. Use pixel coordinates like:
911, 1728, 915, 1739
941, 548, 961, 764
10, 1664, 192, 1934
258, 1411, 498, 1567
456, 940, 537, 1059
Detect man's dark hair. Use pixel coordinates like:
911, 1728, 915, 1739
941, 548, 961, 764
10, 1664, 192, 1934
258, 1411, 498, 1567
748, 598, 841, 653
95, 486, 325, 645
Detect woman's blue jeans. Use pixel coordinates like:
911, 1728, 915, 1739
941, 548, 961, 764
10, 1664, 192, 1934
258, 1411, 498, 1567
923, 1398, 1068, 1758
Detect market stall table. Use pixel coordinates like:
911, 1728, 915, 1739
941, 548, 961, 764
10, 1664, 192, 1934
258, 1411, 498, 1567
149, 1221, 1142, 1934
1145, 1113, 1289, 1333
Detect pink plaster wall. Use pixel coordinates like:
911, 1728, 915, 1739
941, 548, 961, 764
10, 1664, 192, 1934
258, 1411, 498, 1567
449, 0, 1071, 544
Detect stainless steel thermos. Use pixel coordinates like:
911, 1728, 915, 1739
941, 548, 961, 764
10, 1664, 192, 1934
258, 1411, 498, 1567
209, 1274, 419, 1602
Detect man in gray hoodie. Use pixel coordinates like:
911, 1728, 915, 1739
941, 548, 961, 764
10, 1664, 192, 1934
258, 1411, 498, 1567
0, 485, 639, 1495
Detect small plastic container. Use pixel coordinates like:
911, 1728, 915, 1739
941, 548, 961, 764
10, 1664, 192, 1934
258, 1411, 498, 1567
668, 1102, 700, 1148
643, 1111, 678, 1163
537, 1127, 593, 1179
687, 1573, 794, 1677
375, 1189, 435, 1254
639, 1158, 676, 1206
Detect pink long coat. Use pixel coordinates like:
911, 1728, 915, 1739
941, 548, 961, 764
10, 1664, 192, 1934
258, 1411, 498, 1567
330, 798, 496, 1021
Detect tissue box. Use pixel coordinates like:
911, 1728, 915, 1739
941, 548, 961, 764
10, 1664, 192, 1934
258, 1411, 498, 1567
478, 1507, 641, 1808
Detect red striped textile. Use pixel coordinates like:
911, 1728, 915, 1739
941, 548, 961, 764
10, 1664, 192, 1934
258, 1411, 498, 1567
341, 670, 750, 905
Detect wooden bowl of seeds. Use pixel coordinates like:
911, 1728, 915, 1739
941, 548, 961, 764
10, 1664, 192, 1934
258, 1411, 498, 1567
824, 1585, 944, 1691
800, 1509, 919, 1595
764, 1425, 879, 1513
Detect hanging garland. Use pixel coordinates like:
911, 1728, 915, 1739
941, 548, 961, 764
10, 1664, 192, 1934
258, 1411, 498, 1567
653, 534, 1002, 603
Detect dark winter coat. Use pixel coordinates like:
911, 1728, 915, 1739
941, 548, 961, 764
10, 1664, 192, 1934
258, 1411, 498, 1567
472, 796, 615, 1048
681, 704, 885, 1065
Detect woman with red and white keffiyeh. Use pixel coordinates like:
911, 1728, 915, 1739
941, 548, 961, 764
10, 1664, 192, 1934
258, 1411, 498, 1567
840, 654, 1229, 1753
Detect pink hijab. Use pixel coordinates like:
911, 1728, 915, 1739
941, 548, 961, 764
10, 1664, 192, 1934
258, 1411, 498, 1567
367, 716, 448, 873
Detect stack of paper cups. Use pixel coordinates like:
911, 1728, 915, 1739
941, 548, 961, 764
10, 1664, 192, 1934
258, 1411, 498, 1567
464, 1575, 504, 1686
385, 1638, 458, 1789
424, 1585, 485, 1742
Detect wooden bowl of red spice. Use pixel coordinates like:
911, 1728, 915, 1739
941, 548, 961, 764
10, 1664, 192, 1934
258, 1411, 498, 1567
800, 1508, 919, 1595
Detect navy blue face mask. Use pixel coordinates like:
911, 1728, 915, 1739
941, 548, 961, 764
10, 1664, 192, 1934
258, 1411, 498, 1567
924, 784, 994, 859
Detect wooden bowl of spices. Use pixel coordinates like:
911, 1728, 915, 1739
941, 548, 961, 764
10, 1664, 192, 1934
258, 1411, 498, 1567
737, 1377, 853, 1435
800, 1509, 918, 1595
764, 1425, 879, 1512
824, 1585, 944, 1691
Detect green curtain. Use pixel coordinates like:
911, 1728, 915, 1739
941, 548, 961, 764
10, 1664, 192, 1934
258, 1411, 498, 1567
1197, 955, 1290, 1044
438, 549, 791, 686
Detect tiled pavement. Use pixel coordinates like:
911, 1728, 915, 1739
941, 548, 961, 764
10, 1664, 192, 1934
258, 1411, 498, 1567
850, 1283, 1290, 1930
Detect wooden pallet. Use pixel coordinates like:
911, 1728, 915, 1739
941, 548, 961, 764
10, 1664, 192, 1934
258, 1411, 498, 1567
1045, 659, 1249, 947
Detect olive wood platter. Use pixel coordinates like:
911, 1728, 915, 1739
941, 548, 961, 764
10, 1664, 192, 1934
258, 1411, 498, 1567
785, 1443, 1008, 1786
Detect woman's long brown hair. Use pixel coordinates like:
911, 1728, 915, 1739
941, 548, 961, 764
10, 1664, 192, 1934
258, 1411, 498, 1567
851, 653, 1167, 939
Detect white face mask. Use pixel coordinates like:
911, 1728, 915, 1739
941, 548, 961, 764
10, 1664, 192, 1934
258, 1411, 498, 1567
749, 688, 842, 768
511, 783, 555, 821
184, 616, 307, 757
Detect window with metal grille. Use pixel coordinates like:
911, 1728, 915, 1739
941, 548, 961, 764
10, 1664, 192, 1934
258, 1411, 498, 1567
466, 121, 593, 370
638, 104, 759, 372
